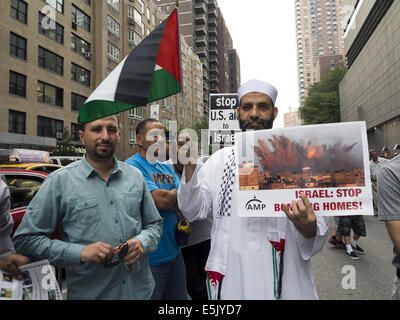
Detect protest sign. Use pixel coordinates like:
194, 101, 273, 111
0, 260, 62, 300
235, 122, 373, 217
208, 93, 240, 145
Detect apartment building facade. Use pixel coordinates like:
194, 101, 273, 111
339, 0, 400, 155
157, 0, 240, 115
283, 107, 303, 127
1, 0, 203, 161
295, 0, 345, 107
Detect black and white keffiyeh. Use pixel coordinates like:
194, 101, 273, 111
207, 147, 286, 300
217, 148, 236, 217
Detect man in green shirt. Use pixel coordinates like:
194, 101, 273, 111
13, 115, 163, 300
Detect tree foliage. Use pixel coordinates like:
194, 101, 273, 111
52, 128, 80, 156
299, 66, 347, 125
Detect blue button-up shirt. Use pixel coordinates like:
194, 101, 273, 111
13, 157, 163, 300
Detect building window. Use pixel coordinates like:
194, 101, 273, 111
71, 123, 81, 141
107, 0, 119, 12
129, 129, 136, 143
136, 0, 144, 13
9, 71, 26, 97
38, 46, 64, 76
71, 93, 87, 112
71, 33, 91, 56
37, 81, 63, 107
128, 6, 144, 34
71, 63, 90, 87
38, 12, 64, 44
107, 42, 120, 62
107, 15, 120, 37
129, 107, 146, 119
9, 110, 26, 134
43, 0, 64, 14
128, 30, 142, 46
37, 116, 63, 138
10, 32, 27, 60
10, 0, 27, 24
72, 5, 91, 32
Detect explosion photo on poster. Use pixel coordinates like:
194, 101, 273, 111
238, 126, 365, 191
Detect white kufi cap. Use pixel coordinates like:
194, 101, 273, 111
238, 79, 278, 105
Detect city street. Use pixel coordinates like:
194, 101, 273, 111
312, 215, 395, 300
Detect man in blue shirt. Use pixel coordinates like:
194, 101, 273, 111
13, 115, 163, 300
126, 119, 187, 300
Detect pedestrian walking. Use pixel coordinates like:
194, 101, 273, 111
166, 132, 212, 300
13, 115, 163, 300
126, 119, 188, 300
337, 215, 366, 260
328, 217, 345, 249
179, 79, 329, 300
370, 150, 388, 216
378, 154, 400, 300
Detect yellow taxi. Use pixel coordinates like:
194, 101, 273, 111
0, 163, 63, 174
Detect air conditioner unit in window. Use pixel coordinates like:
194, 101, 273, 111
128, 18, 135, 25
85, 52, 93, 60
56, 132, 63, 139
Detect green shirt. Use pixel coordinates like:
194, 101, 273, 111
13, 157, 163, 300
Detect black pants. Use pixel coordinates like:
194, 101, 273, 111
181, 239, 211, 300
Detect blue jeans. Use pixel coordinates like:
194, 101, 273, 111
150, 253, 188, 300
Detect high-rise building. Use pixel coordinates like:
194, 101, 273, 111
157, 0, 240, 115
318, 54, 344, 78
215, 8, 240, 94
339, 0, 400, 155
228, 49, 240, 93
295, 0, 345, 107
284, 107, 303, 127
0, 0, 204, 161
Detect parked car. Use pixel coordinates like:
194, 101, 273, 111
0, 163, 63, 174
0, 169, 60, 239
50, 156, 82, 166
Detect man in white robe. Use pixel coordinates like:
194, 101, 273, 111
178, 79, 329, 300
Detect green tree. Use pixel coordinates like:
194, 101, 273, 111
191, 117, 209, 140
52, 128, 80, 156
299, 66, 347, 125
189, 117, 211, 154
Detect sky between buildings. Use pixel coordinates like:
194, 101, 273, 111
217, 0, 300, 128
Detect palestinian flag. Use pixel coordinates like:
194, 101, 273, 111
78, 9, 182, 123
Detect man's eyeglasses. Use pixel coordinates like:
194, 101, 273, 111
103, 241, 129, 268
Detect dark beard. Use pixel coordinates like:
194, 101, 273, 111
93, 142, 115, 159
238, 115, 274, 131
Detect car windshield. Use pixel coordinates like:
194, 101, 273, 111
5, 175, 44, 209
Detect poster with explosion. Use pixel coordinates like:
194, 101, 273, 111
235, 121, 373, 217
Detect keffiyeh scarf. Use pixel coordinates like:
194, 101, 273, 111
205, 148, 287, 300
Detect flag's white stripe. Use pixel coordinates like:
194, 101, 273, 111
85, 55, 129, 103
85, 59, 163, 104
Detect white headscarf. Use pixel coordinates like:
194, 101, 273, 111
238, 79, 278, 105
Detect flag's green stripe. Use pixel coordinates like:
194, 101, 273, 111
78, 100, 137, 124
147, 68, 181, 102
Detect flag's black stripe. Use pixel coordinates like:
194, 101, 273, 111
114, 18, 168, 105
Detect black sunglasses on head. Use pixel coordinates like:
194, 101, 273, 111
103, 241, 129, 268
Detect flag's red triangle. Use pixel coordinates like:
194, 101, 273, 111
156, 9, 181, 84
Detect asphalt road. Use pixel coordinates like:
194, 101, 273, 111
312, 215, 396, 300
